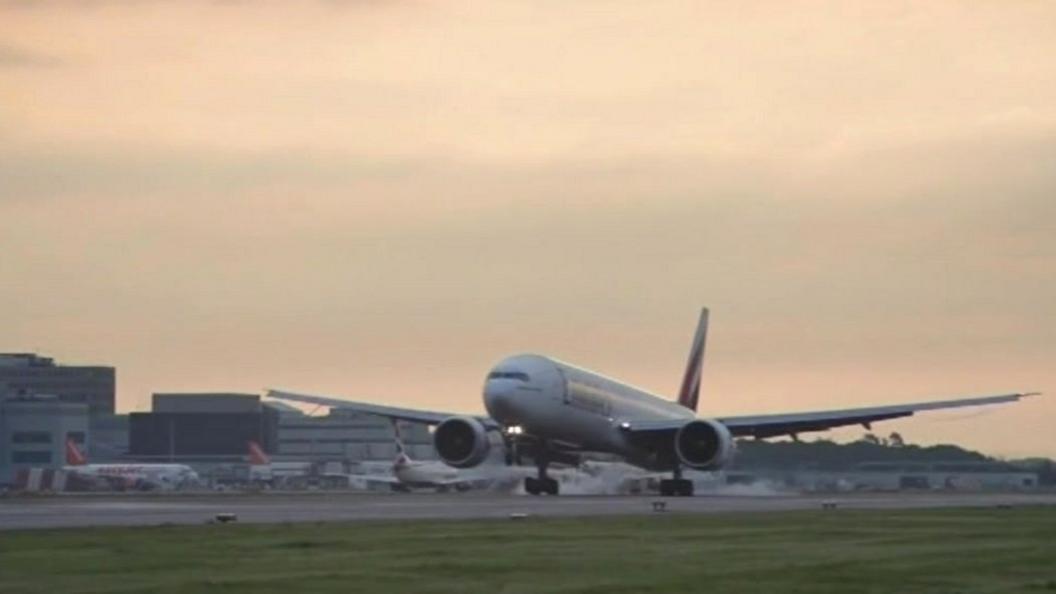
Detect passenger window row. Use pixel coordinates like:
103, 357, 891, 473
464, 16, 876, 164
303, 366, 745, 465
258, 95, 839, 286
487, 371, 531, 382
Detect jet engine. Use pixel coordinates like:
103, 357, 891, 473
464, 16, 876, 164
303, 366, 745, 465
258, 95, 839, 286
434, 416, 491, 468
674, 419, 735, 470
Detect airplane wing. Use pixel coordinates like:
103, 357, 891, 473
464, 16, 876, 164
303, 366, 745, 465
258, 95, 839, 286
266, 389, 500, 429
622, 392, 1036, 438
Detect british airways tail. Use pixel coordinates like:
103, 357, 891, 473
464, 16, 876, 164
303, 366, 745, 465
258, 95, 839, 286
248, 441, 271, 465
66, 437, 88, 466
677, 307, 709, 411
392, 421, 411, 467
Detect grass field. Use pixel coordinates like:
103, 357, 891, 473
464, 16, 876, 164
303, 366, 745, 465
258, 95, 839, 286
1, 507, 1054, 594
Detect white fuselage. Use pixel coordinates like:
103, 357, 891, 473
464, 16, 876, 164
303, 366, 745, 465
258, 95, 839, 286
250, 462, 313, 482
483, 354, 695, 468
393, 460, 462, 487
65, 464, 199, 491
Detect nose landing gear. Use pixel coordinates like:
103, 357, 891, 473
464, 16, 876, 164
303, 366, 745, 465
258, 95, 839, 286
524, 444, 559, 495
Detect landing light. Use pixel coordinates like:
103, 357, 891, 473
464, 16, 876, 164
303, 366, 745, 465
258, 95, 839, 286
506, 426, 523, 435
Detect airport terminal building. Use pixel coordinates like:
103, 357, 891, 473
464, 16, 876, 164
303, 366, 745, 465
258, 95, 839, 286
127, 392, 432, 463
0, 397, 88, 483
0, 353, 121, 484
273, 402, 433, 462
129, 393, 280, 460
0, 353, 115, 415
3, 382, 434, 486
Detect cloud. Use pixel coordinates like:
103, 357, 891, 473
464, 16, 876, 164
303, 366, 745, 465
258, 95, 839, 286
0, 43, 59, 68
2, 124, 1053, 322
0, 145, 441, 202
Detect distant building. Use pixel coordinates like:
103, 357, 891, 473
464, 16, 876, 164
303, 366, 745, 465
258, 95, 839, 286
275, 405, 433, 462
125, 393, 435, 479
848, 461, 1038, 491
747, 461, 1039, 493
129, 393, 279, 460
0, 353, 115, 415
0, 396, 89, 484
88, 413, 129, 462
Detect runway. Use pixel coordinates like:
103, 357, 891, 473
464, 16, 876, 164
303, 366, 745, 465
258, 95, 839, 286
2, 491, 1055, 531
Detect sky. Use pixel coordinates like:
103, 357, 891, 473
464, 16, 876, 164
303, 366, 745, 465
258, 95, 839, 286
1, 1, 1053, 457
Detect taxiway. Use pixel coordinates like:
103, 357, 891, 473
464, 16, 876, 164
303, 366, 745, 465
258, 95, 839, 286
2, 491, 1055, 530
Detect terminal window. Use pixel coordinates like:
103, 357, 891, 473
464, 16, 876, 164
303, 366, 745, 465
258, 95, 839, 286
11, 451, 52, 464
11, 431, 52, 444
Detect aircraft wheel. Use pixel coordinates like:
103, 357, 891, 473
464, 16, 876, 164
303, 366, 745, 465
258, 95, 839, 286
659, 480, 673, 497
660, 478, 693, 497
525, 477, 540, 495
677, 479, 694, 497
543, 477, 559, 496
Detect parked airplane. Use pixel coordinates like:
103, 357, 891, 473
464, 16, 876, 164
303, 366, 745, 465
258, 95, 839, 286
247, 441, 312, 486
64, 438, 199, 491
380, 422, 491, 491
340, 422, 514, 492
268, 308, 1034, 496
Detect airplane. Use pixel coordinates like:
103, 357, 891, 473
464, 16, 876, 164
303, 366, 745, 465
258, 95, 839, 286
387, 421, 485, 491
342, 422, 512, 492
268, 307, 1035, 497
247, 441, 313, 487
64, 438, 200, 491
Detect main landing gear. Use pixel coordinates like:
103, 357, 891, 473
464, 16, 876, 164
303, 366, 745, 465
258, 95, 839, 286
525, 475, 559, 496
659, 466, 694, 497
524, 448, 559, 496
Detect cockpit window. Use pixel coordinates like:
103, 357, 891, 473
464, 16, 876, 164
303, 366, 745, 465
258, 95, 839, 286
487, 371, 531, 382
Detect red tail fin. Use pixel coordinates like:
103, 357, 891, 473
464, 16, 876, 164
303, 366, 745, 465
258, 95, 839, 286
65, 438, 87, 466
677, 308, 709, 412
248, 441, 270, 465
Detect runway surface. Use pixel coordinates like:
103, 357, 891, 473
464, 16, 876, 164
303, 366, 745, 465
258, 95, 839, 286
2, 491, 1055, 531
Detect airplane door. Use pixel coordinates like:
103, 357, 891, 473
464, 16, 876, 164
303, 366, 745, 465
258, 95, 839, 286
555, 365, 571, 405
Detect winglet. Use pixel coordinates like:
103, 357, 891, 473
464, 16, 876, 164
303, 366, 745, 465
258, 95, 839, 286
65, 437, 87, 466
677, 308, 709, 411
248, 441, 270, 465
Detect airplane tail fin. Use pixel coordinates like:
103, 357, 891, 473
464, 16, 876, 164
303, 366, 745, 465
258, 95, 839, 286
65, 437, 87, 466
248, 441, 270, 465
676, 307, 709, 411
392, 421, 411, 468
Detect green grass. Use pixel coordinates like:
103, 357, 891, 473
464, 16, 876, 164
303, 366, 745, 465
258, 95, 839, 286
1, 508, 1054, 594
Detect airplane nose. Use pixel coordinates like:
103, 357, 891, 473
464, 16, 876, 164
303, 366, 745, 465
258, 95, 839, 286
484, 382, 517, 423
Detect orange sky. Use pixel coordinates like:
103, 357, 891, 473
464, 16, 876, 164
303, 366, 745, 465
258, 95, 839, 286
1, 1, 1053, 457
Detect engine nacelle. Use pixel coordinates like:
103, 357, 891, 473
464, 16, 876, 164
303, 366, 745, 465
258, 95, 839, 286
433, 416, 491, 468
674, 419, 735, 470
